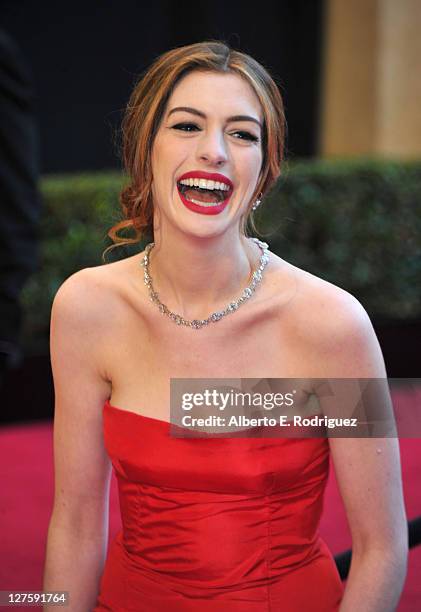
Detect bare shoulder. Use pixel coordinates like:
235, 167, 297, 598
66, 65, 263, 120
53, 266, 103, 311
52, 257, 134, 323
290, 264, 371, 338
269, 253, 387, 377
50, 260, 135, 373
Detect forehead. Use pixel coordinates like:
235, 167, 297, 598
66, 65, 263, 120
166, 70, 263, 121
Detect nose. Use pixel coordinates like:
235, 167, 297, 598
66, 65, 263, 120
196, 129, 228, 167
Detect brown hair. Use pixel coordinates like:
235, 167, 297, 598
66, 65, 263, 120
103, 40, 285, 261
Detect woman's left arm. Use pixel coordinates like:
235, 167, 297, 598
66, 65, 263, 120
330, 436, 408, 612
319, 294, 408, 611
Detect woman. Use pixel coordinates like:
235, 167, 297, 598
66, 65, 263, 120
43, 41, 408, 611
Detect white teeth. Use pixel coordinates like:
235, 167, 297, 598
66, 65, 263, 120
188, 198, 222, 207
179, 177, 230, 191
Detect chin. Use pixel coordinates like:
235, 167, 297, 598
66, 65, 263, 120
176, 216, 237, 243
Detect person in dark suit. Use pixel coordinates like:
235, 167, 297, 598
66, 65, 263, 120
0, 28, 41, 387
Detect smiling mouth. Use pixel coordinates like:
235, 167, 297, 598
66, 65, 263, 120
177, 178, 232, 207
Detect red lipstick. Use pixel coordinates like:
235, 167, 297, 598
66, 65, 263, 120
177, 171, 234, 216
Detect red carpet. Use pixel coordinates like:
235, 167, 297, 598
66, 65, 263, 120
0, 416, 420, 610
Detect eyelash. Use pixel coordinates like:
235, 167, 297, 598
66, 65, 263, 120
171, 122, 259, 143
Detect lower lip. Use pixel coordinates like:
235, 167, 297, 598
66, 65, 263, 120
177, 187, 232, 215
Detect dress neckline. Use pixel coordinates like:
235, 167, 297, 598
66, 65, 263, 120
104, 398, 170, 426
103, 398, 329, 439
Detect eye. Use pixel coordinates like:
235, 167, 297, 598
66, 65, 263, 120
172, 122, 201, 132
231, 131, 260, 143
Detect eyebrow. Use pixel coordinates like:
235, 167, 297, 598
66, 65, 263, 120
167, 106, 262, 128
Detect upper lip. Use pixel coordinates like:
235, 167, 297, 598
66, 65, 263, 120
177, 171, 233, 190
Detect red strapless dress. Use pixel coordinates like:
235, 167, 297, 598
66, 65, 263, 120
94, 399, 344, 611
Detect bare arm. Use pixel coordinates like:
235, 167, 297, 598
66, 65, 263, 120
43, 269, 114, 611
316, 293, 408, 611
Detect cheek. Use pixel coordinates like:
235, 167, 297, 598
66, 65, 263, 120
239, 150, 263, 184
150, 147, 168, 192
255, 147, 264, 172
236, 142, 262, 165
154, 140, 190, 181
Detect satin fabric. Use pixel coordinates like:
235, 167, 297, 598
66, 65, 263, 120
94, 399, 344, 611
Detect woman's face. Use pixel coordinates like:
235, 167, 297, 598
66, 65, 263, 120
150, 70, 264, 239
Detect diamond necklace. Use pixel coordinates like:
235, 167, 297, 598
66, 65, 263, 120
140, 238, 270, 329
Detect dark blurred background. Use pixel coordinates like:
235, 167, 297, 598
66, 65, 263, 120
1, 0, 323, 172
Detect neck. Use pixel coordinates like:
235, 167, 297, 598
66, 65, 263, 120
146, 227, 259, 321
